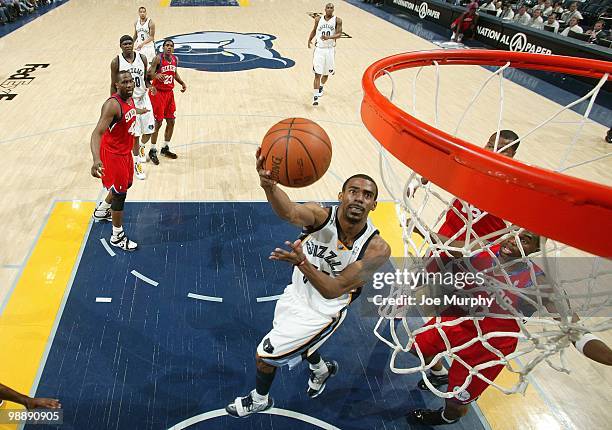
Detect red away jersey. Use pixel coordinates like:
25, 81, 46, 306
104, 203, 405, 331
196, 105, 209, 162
438, 199, 506, 241
100, 94, 136, 155
153, 54, 177, 91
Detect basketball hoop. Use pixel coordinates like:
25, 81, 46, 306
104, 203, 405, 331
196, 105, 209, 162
362, 50, 612, 257
361, 49, 612, 398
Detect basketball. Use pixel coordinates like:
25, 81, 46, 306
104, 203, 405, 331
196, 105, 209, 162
260, 118, 332, 188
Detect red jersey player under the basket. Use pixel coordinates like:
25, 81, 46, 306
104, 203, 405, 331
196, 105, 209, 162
147, 39, 187, 165
90, 70, 146, 251
407, 230, 612, 425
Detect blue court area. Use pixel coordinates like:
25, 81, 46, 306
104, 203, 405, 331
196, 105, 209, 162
31, 203, 485, 430
170, 0, 239, 6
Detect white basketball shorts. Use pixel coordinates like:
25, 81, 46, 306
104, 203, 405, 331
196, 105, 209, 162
133, 93, 156, 137
256, 285, 347, 367
312, 47, 335, 76
137, 44, 157, 65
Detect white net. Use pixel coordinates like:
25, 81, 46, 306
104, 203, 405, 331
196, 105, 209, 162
370, 54, 612, 398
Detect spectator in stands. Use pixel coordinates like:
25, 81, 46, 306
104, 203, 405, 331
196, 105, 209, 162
561, 15, 583, 35
0, 2, 10, 24
495, 1, 503, 16
544, 12, 560, 32
585, 20, 609, 42
606, 128, 612, 144
514, 5, 531, 25
542, 0, 554, 17
479, 0, 496, 11
450, 2, 479, 42
561, 2, 583, 23
528, 8, 545, 28
500, 3, 515, 20
532, 0, 546, 13
551, 1, 564, 16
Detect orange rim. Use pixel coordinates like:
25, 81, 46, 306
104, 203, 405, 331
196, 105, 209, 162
361, 50, 612, 257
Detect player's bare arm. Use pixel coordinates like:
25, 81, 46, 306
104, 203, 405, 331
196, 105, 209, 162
541, 285, 612, 366
308, 17, 320, 48
0, 382, 61, 410
110, 56, 119, 96
90, 99, 120, 178
147, 20, 156, 45
255, 148, 329, 228
174, 59, 187, 92
322, 17, 343, 41
271, 235, 391, 299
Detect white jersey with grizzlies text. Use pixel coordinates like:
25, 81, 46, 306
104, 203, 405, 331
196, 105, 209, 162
290, 205, 379, 317
315, 15, 337, 48
135, 18, 153, 47
118, 52, 147, 99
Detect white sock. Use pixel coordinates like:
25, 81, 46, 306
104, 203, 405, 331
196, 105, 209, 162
112, 226, 123, 238
98, 200, 111, 211
309, 357, 327, 375
251, 389, 268, 403
163, 140, 170, 149
151, 142, 157, 151
313, 89, 319, 98
431, 366, 448, 376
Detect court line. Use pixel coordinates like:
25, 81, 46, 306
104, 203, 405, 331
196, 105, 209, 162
100, 238, 116, 257
0, 200, 56, 317
2, 264, 22, 269
167, 407, 340, 430
95, 297, 112, 303
131, 270, 159, 287
256, 294, 282, 303
187, 293, 223, 303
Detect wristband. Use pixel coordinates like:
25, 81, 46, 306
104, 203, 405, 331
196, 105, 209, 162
575, 333, 599, 354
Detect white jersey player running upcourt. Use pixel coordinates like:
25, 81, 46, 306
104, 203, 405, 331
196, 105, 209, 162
134, 6, 156, 64
308, 3, 343, 106
225, 149, 390, 418
111, 35, 155, 180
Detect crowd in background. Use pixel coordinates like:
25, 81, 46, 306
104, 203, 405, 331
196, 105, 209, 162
0, 0, 57, 25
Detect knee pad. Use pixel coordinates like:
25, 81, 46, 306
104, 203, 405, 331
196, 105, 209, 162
111, 192, 127, 212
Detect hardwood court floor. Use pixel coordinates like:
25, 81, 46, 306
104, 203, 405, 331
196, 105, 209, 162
0, 1, 610, 429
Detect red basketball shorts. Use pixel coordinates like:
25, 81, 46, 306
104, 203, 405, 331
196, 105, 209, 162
414, 317, 518, 404
100, 148, 133, 193
150, 89, 176, 122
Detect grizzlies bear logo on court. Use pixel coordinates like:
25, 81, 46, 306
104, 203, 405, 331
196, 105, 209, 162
155, 31, 295, 72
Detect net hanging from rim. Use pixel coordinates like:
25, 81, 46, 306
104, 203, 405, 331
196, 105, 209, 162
361, 50, 612, 398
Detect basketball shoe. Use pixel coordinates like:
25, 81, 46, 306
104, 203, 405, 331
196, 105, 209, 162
417, 372, 448, 391
161, 146, 178, 159
307, 360, 338, 398
226, 390, 274, 418
149, 149, 160, 165
138, 145, 147, 163
93, 206, 111, 222
318, 86, 324, 96
409, 408, 458, 425
134, 161, 146, 180
110, 231, 138, 251
313, 95, 319, 106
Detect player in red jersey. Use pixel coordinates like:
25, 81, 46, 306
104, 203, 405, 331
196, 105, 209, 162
436, 130, 520, 242
90, 70, 144, 251
147, 39, 187, 165
407, 230, 612, 425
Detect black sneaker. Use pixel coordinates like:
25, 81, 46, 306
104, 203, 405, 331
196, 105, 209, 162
307, 360, 338, 398
409, 408, 458, 425
313, 96, 319, 106
149, 149, 159, 165
226, 390, 274, 418
160, 146, 178, 159
417, 373, 448, 391
606, 129, 612, 144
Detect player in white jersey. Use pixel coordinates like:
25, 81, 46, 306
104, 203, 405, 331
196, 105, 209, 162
308, 3, 343, 106
133, 6, 156, 64
111, 35, 155, 180
225, 149, 391, 418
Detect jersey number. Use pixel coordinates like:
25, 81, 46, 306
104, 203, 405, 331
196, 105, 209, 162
134, 76, 141, 87
128, 121, 136, 136
322, 30, 332, 37
163, 75, 174, 85
140, 34, 145, 41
